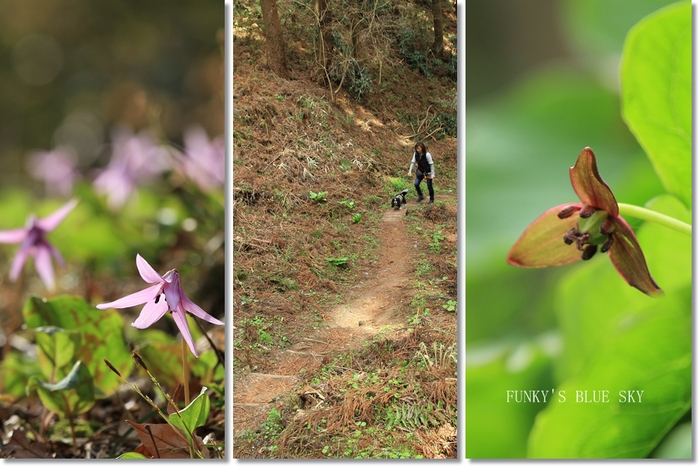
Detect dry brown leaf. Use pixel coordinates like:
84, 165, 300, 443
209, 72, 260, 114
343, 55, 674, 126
4, 429, 49, 458
126, 421, 210, 459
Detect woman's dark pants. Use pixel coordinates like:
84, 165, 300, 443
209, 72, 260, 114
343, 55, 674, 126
414, 173, 434, 201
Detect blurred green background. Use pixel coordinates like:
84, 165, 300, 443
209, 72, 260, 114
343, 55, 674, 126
466, 0, 691, 459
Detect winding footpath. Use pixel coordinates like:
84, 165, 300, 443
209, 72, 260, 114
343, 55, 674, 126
233, 196, 452, 439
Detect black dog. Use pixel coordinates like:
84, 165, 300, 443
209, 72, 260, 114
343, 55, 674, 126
391, 189, 409, 209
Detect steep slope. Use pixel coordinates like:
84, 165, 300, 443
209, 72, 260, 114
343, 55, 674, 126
233, 0, 457, 458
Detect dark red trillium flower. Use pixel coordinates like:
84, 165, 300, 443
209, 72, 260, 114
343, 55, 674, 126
507, 147, 661, 296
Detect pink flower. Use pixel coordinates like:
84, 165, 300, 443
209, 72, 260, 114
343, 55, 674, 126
0, 199, 78, 291
175, 125, 225, 191
507, 147, 661, 296
93, 128, 170, 209
27, 147, 80, 196
96, 254, 224, 357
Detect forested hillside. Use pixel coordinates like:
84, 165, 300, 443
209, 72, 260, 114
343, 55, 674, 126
233, 0, 457, 458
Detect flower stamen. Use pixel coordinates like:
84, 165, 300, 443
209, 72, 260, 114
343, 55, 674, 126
581, 244, 597, 260
558, 205, 579, 219
601, 235, 613, 253
579, 205, 596, 218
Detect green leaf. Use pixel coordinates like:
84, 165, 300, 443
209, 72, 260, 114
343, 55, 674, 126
138, 337, 198, 390
651, 421, 692, 459
27, 361, 95, 416
620, 2, 692, 208
23, 295, 134, 397
466, 335, 557, 458
169, 387, 211, 439
117, 452, 149, 459
325, 257, 348, 266
34, 326, 81, 379
0, 351, 42, 400
527, 293, 691, 458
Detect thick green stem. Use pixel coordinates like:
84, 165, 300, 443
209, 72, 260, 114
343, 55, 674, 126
617, 203, 692, 236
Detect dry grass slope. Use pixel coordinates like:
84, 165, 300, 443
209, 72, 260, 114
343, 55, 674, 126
234, 0, 457, 458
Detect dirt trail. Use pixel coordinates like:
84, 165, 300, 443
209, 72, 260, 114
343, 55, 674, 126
233, 195, 445, 437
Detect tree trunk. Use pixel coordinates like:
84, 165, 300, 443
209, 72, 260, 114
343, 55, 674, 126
260, 0, 290, 79
349, 0, 361, 61
431, 0, 444, 58
317, 0, 333, 80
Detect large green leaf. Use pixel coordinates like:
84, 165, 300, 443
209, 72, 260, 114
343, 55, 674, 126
169, 386, 211, 440
620, 2, 692, 208
0, 351, 42, 400
23, 295, 134, 397
34, 326, 82, 380
27, 361, 96, 417
651, 422, 692, 459
466, 336, 556, 458
527, 292, 691, 458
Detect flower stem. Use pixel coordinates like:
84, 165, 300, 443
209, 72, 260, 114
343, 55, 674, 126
618, 203, 692, 236
182, 339, 190, 406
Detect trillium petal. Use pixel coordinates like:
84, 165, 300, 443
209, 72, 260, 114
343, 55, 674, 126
36, 198, 78, 232
569, 147, 619, 217
96, 283, 162, 310
0, 228, 28, 244
182, 295, 224, 325
172, 307, 199, 358
136, 254, 164, 284
607, 217, 661, 296
34, 245, 56, 291
507, 204, 583, 267
132, 297, 169, 329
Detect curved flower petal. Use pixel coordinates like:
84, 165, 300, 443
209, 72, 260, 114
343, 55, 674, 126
96, 283, 162, 310
182, 295, 224, 325
9, 240, 33, 282
172, 307, 199, 358
132, 297, 169, 329
507, 204, 583, 267
136, 254, 164, 284
34, 245, 56, 291
36, 198, 78, 232
0, 228, 28, 244
44, 240, 65, 267
607, 217, 661, 296
569, 147, 619, 217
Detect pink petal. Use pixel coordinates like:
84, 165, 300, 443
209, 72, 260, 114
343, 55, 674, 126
569, 147, 619, 217
34, 245, 56, 291
96, 284, 162, 310
36, 198, 78, 232
507, 204, 583, 267
607, 217, 662, 296
131, 298, 169, 329
182, 295, 224, 325
9, 242, 32, 282
0, 228, 28, 244
45, 240, 65, 267
162, 270, 182, 310
172, 307, 199, 358
136, 254, 163, 284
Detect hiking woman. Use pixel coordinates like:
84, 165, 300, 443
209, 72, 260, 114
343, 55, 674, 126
407, 142, 435, 203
